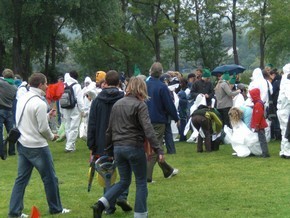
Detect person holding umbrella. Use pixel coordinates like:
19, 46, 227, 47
214, 72, 241, 128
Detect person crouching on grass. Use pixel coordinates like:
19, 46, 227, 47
249, 88, 270, 158
92, 76, 165, 218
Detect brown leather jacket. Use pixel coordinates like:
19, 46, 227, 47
106, 94, 164, 155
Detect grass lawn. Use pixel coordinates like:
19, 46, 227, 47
1, 139, 289, 218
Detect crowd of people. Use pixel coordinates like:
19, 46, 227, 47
1, 61, 290, 217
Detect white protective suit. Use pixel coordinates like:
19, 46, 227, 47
248, 68, 273, 107
277, 63, 290, 157
224, 123, 262, 157
60, 73, 84, 151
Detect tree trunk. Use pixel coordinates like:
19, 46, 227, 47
22, 47, 31, 81
259, 0, 267, 69
195, 0, 207, 68
173, 2, 180, 71
154, 31, 161, 62
232, 0, 239, 65
0, 40, 5, 71
12, 0, 23, 76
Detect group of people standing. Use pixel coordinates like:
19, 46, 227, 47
2, 60, 290, 218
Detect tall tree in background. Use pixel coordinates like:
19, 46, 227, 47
181, 0, 226, 69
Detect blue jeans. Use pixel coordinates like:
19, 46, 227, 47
0, 108, 14, 156
103, 146, 147, 214
164, 122, 176, 154
9, 143, 63, 217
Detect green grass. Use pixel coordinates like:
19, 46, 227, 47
1, 139, 289, 218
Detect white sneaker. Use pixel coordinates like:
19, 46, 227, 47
166, 168, 179, 179
232, 152, 237, 156
20, 214, 28, 218
62, 208, 71, 214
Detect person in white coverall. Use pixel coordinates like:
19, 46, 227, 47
277, 63, 290, 158
60, 71, 84, 152
247, 68, 273, 107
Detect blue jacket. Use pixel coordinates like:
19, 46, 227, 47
146, 77, 179, 124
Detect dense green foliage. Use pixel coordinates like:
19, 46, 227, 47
0, 139, 288, 217
0, 0, 290, 80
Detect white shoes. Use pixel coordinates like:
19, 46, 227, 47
62, 208, 71, 214
20, 214, 28, 218
166, 168, 179, 179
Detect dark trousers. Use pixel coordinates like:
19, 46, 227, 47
257, 129, 269, 155
147, 124, 174, 181
164, 122, 176, 154
217, 107, 231, 128
191, 115, 212, 152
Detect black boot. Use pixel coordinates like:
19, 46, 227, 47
1, 140, 8, 160
91, 201, 105, 218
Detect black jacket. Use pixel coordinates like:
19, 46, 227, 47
87, 87, 124, 155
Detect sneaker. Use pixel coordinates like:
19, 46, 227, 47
116, 199, 132, 212
62, 208, 71, 214
20, 214, 28, 218
165, 168, 179, 179
91, 201, 105, 218
232, 152, 237, 156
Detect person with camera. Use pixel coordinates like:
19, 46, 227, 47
8, 73, 70, 218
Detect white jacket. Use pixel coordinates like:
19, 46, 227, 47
16, 87, 54, 148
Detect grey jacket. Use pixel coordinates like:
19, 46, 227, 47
106, 94, 164, 155
215, 80, 240, 109
0, 78, 17, 109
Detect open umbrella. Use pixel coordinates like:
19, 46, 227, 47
211, 64, 245, 76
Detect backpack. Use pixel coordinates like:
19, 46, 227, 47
257, 100, 267, 119
60, 83, 77, 109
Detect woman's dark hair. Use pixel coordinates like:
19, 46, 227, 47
69, 70, 79, 80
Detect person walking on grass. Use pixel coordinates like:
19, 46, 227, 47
249, 88, 270, 158
87, 70, 132, 214
92, 76, 164, 218
60, 70, 85, 152
8, 73, 70, 218
146, 62, 179, 183
0, 69, 17, 160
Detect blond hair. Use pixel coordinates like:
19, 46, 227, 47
228, 107, 243, 127
126, 76, 149, 101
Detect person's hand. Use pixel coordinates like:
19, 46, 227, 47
204, 94, 209, 98
158, 154, 165, 163
52, 134, 59, 141
49, 109, 57, 118
81, 111, 85, 117
176, 120, 180, 128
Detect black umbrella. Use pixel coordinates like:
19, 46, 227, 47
211, 64, 246, 76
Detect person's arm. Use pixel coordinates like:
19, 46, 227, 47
87, 99, 97, 150
221, 82, 240, 97
160, 86, 179, 122
35, 101, 54, 141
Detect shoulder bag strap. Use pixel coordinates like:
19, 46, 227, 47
17, 95, 40, 127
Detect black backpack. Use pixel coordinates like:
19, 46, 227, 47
60, 83, 77, 109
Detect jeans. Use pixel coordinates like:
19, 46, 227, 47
9, 143, 63, 217
102, 146, 147, 215
164, 122, 176, 154
0, 108, 15, 156
178, 118, 187, 141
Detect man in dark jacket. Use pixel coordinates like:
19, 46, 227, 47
0, 69, 17, 160
87, 70, 132, 214
189, 69, 214, 106
146, 62, 179, 183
